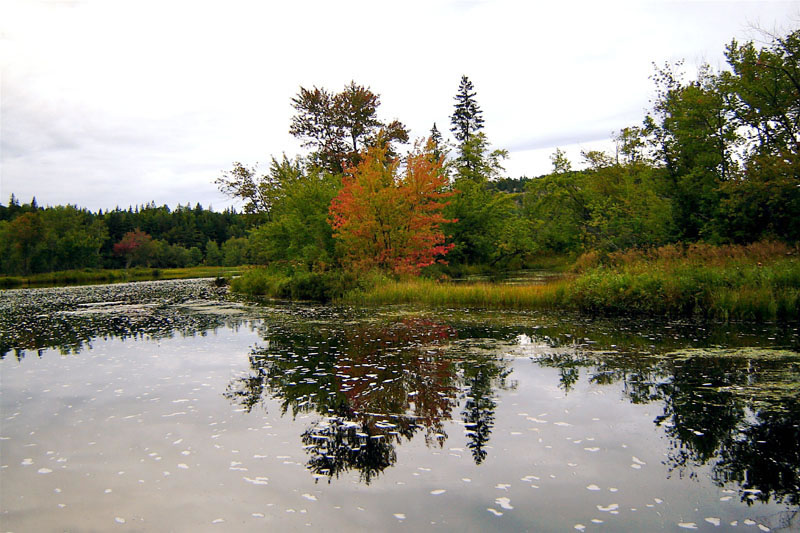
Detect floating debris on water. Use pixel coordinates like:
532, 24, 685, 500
495, 497, 513, 510
597, 503, 619, 512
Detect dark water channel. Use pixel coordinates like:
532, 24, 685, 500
1, 279, 799, 531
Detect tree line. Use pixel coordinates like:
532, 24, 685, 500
3, 27, 798, 278
0, 199, 258, 274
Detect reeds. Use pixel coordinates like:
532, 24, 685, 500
342, 241, 800, 321
343, 277, 570, 309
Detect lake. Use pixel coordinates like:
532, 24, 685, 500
1, 278, 798, 531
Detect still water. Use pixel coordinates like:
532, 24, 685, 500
1, 279, 798, 531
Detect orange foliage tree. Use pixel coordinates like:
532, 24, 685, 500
328, 141, 456, 275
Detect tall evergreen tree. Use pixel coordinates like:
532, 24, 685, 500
430, 123, 444, 160
450, 75, 484, 142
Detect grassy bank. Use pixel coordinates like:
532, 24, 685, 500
342, 242, 800, 321
0, 266, 244, 289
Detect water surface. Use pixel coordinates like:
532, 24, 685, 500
1, 279, 798, 531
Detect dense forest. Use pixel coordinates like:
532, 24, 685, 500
0, 199, 258, 274
1, 27, 798, 281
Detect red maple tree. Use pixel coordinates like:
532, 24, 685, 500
329, 141, 456, 275
113, 228, 154, 268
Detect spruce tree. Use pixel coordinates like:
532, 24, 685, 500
450, 75, 484, 143
430, 123, 444, 161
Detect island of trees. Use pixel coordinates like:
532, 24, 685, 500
2, 27, 798, 319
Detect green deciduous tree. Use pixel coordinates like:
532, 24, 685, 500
216, 155, 304, 218
722, 28, 800, 157
645, 63, 739, 240
205, 240, 224, 266
452, 132, 508, 184
0, 212, 47, 274
248, 167, 340, 270
524, 157, 673, 253
42, 206, 108, 270
444, 179, 516, 265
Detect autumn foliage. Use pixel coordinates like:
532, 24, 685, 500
329, 142, 456, 275
113, 228, 154, 268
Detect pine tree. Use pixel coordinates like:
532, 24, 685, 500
430, 123, 445, 161
450, 76, 484, 143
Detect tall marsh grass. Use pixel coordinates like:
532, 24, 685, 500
344, 277, 569, 309
342, 241, 800, 321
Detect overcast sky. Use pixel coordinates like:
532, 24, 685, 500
1, 0, 798, 212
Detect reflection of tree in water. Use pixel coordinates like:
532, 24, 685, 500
532, 349, 592, 393
461, 356, 511, 464
715, 408, 800, 507
301, 416, 409, 484
531, 343, 800, 506
651, 356, 800, 506
225, 317, 512, 483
